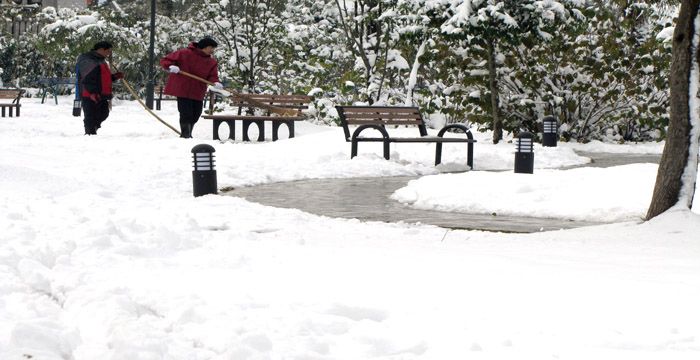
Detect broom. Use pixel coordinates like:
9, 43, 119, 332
108, 59, 181, 136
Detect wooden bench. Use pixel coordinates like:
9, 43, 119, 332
154, 85, 177, 110
202, 93, 313, 141
37, 77, 76, 104
0, 88, 24, 117
336, 106, 476, 168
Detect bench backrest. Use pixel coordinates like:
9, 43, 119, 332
0, 89, 24, 103
336, 106, 428, 140
154, 85, 166, 97
209, 93, 313, 116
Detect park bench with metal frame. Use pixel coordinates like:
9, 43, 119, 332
202, 93, 312, 141
154, 84, 178, 110
37, 77, 75, 105
336, 105, 476, 168
0, 88, 25, 117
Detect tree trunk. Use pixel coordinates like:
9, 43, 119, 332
646, 0, 700, 219
487, 40, 502, 144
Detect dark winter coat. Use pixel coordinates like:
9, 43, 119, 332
160, 42, 220, 101
76, 51, 115, 101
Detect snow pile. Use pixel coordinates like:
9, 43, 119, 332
0, 97, 698, 359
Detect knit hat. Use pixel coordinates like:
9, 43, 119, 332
196, 37, 218, 49
92, 41, 113, 51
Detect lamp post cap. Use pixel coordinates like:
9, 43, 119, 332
516, 131, 534, 138
191, 144, 216, 153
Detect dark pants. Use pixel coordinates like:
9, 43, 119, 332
82, 98, 110, 135
177, 97, 204, 138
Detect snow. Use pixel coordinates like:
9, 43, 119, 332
1, 96, 699, 359
680, 13, 700, 208
657, 26, 675, 41
392, 164, 658, 222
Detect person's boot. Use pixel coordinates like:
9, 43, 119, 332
179, 121, 188, 138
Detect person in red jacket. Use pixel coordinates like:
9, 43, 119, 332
76, 41, 124, 135
160, 37, 221, 138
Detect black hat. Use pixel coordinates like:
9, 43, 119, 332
92, 41, 113, 51
196, 37, 218, 49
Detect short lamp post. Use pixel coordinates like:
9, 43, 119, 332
145, 0, 156, 109
542, 116, 558, 147
514, 132, 534, 174
191, 144, 217, 197
72, 98, 81, 117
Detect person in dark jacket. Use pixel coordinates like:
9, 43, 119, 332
76, 41, 124, 135
160, 37, 222, 138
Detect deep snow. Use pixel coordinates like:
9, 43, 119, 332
0, 96, 698, 359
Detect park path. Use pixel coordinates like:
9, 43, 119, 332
226, 152, 661, 233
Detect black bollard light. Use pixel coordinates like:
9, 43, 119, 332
72, 98, 81, 117
542, 116, 558, 147
514, 132, 534, 174
191, 144, 218, 197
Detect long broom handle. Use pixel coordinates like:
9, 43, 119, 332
108, 58, 181, 136
174, 70, 298, 116
121, 78, 181, 136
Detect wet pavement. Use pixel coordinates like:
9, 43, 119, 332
226, 152, 661, 233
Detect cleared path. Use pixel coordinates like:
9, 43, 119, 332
227, 152, 660, 233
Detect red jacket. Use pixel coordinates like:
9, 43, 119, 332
160, 43, 219, 101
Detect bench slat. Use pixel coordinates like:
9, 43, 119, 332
0, 92, 22, 99
353, 137, 475, 143
230, 98, 310, 104
344, 119, 424, 125
233, 95, 312, 100
342, 113, 422, 120
338, 106, 418, 110
340, 110, 420, 115
202, 115, 304, 121
230, 102, 308, 109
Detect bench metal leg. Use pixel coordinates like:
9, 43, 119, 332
435, 142, 474, 168
272, 121, 294, 141
435, 143, 443, 165
212, 120, 236, 141
243, 120, 264, 142
213, 119, 222, 140
351, 141, 390, 160
468, 142, 474, 169
226, 120, 235, 140
1, 107, 5, 117
155, 99, 161, 111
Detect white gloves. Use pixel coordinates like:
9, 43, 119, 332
209, 84, 231, 97
169, 65, 180, 74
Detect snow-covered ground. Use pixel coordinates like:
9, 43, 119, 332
1, 96, 698, 359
